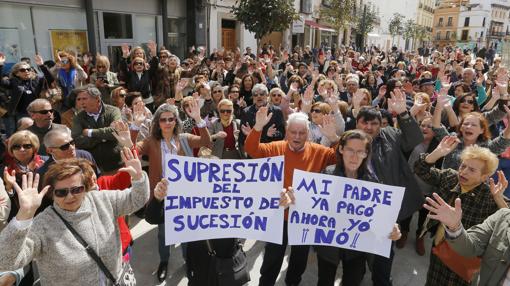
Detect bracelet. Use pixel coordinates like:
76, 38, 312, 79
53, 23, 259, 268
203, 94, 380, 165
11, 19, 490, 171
196, 119, 207, 128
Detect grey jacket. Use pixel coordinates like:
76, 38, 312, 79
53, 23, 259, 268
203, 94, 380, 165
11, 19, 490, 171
208, 119, 244, 159
371, 115, 425, 220
0, 172, 150, 286
447, 208, 510, 286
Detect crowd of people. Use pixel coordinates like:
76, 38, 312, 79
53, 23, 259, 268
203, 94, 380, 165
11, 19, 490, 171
0, 40, 509, 286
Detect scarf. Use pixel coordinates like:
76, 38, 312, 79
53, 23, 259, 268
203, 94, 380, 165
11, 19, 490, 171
58, 68, 77, 98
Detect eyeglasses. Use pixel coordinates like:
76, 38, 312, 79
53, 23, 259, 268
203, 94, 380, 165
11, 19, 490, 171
219, 109, 233, 114
134, 62, 144, 66
33, 109, 54, 115
96, 65, 106, 69
53, 185, 85, 198
159, 117, 176, 123
230, 90, 240, 94
160, 55, 169, 59
12, 144, 33, 151
53, 140, 75, 151
61, 59, 69, 65
342, 147, 368, 158
311, 109, 323, 114
420, 124, 433, 129
119, 92, 127, 98
19, 68, 31, 73
460, 99, 474, 104
271, 93, 282, 97
253, 93, 267, 97
213, 90, 223, 94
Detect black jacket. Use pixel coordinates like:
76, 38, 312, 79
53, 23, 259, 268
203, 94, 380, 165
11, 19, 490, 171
238, 104, 285, 150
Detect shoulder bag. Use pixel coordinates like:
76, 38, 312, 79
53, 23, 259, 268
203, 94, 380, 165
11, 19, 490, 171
205, 239, 250, 286
51, 207, 136, 286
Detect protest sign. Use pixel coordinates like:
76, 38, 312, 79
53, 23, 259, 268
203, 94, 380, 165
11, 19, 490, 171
288, 169, 405, 258
163, 154, 285, 245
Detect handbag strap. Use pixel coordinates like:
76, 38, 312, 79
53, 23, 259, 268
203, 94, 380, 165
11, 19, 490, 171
205, 240, 216, 256
51, 207, 119, 285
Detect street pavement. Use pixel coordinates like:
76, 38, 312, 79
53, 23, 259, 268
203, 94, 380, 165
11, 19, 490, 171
129, 215, 431, 286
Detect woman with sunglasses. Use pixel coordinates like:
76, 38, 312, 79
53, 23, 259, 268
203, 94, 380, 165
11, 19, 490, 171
121, 45, 155, 112
208, 99, 243, 159
51, 51, 88, 111
227, 84, 247, 119
113, 101, 211, 282
89, 55, 119, 105
147, 41, 182, 108
0, 148, 149, 286
200, 81, 224, 122
308, 102, 344, 146
0, 54, 54, 136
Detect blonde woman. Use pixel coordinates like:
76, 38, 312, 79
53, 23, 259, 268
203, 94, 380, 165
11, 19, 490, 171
209, 99, 243, 159
89, 55, 119, 105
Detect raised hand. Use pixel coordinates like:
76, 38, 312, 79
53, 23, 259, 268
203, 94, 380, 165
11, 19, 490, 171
111, 120, 134, 148
3, 167, 15, 191
489, 170, 508, 202
55, 50, 61, 63
253, 106, 273, 131
238, 97, 247, 108
188, 99, 202, 122
176, 78, 189, 93
388, 89, 407, 114
267, 124, 277, 137
147, 40, 157, 57
423, 193, 462, 231
319, 114, 338, 142
34, 54, 44, 66
352, 89, 365, 109
378, 85, 387, 99
121, 44, 130, 58
154, 178, 169, 202
436, 94, 451, 110
502, 105, 510, 139
118, 147, 143, 180
279, 187, 295, 208
302, 85, 314, 106
133, 109, 147, 126
241, 122, 252, 136
434, 135, 460, 157
389, 224, 402, 241
15, 173, 50, 221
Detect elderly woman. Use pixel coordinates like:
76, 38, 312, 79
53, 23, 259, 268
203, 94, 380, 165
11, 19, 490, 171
89, 55, 119, 105
50, 51, 87, 110
208, 99, 243, 159
0, 55, 54, 136
151, 52, 182, 107
120, 46, 154, 111
113, 101, 211, 282
0, 148, 149, 286
308, 102, 344, 146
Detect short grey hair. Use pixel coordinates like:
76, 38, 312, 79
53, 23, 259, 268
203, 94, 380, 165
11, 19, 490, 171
27, 98, 51, 112
169, 55, 181, 66
252, 83, 268, 96
43, 127, 72, 148
463, 68, 475, 75
77, 84, 102, 99
287, 112, 309, 130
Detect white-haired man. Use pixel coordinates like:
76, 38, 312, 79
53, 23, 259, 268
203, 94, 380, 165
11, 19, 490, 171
245, 109, 340, 286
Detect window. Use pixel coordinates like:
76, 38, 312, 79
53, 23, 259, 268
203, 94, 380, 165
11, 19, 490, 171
447, 17, 452, 26
436, 31, 441, 40
461, 30, 469, 41
446, 31, 451, 39
167, 17, 187, 59
464, 17, 470, 27
103, 12, 133, 39
438, 17, 443, 27
300, 0, 312, 14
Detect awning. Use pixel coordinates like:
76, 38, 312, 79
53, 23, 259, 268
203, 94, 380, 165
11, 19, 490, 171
305, 20, 336, 33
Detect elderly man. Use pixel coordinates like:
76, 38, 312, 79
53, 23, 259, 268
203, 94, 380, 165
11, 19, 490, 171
37, 128, 97, 177
72, 85, 123, 173
245, 109, 339, 286
239, 83, 285, 153
448, 67, 487, 105
415, 137, 506, 285
27, 99, 66, 156
355, 94, 424, 286
340, 76, 360, 104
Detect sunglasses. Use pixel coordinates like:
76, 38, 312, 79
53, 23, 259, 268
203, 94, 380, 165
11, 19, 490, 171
53, 185, 85, 198
461, 99, 474, 104
271, 93, 282, 97
159, 117, 176, 123
61, 59, 69, 65
33, 109, 54, 115
134, 62, 144, 66
96, 65, 106, 69
12, 143, 33, 151
119, 92, 127, 98
311, 109, 323, 114
213, 90, 223, 94
19, 68, 31, 73
160, 55, 169, 59
230, 90, 239, 94
219, 109, 233, 114
53, 140, 75, 151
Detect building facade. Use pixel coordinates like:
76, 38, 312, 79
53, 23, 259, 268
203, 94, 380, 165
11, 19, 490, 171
432, 0, 468, 48
488, 0, 510, 50
456, 1, 490, 50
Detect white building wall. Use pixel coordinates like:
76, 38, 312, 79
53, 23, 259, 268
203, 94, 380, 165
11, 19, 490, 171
373, 0, 419, 51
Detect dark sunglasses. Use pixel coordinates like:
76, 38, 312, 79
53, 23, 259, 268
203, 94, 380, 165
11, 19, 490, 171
213, 90, 223, 94
61, 59, 69, 65
134, 62, 144, 66
53, 185, 85, 198
96, 65, 106, 69
119, 92, 127, 98
33, 109, 54, 115
271, 93, 282, 97
53, 140, 75, 151
230, 90, 240, 94
219, 109, 233, 114
311, 109, 323, 114
12, 143, 33, 151
461, 99, 474, 104
159, 117, 176, 123
19, 68, 31, 73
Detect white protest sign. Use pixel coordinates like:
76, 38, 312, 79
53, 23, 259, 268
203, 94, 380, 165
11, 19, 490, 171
288, 169, 405, 258
163, 154, 285, 245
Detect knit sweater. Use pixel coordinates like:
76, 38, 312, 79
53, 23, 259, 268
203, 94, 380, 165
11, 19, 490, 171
0, 172, 150, 286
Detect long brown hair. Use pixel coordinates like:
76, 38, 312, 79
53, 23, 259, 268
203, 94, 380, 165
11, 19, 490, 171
457, 112, 491, 142
334, 130, 373, 178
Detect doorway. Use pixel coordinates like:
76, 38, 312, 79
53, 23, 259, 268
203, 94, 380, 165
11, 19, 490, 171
221, 19, 236, 52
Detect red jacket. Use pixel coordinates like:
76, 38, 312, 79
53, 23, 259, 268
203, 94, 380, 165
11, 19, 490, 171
97, 171, 133, 253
